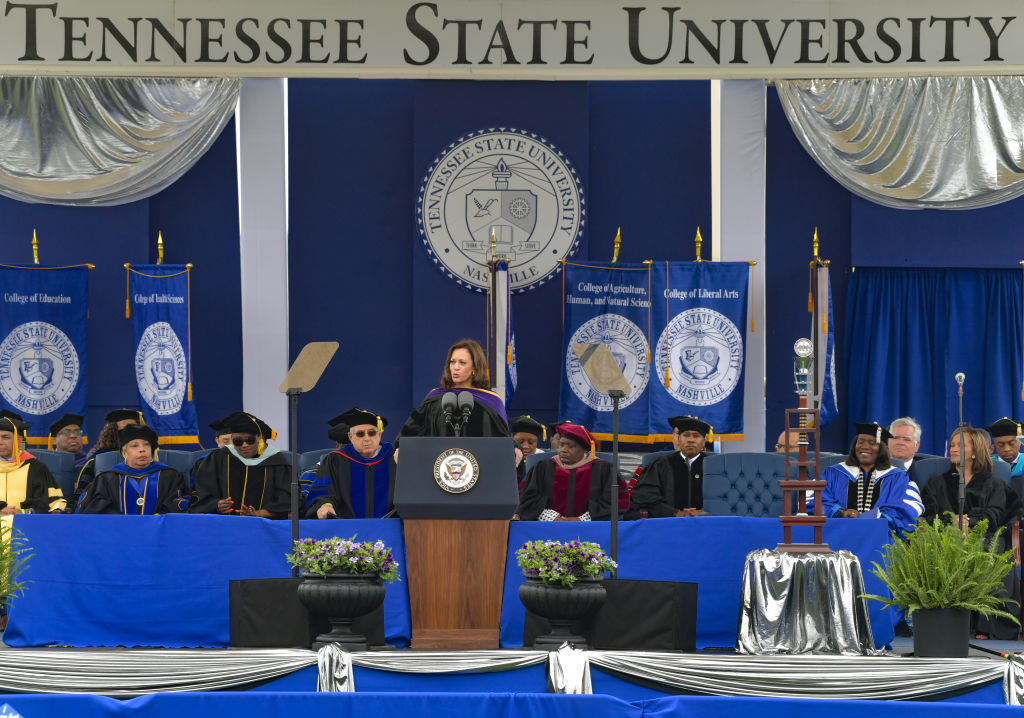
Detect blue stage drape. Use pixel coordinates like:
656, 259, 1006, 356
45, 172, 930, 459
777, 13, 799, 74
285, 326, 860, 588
846, 268, 1024, 455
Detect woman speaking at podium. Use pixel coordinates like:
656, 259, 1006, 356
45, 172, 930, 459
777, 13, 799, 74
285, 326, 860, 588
398, 339, 510, 440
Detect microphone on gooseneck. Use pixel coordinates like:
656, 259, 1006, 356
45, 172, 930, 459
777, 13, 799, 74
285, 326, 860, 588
441, 391, 458, 432
457, 391, 475, 436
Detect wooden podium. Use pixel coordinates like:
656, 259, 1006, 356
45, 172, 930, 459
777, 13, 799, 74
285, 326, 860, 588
394, 436, 520, 650
404, 519, 509, 649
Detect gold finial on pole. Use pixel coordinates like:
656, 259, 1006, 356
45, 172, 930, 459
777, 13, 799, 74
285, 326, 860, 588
490, 226, 497, 264
611, 227, 622, 263
813, 227, 819, 260
694, 227, 704, 262
157, 231, 164, 265
31, 229, 39, 265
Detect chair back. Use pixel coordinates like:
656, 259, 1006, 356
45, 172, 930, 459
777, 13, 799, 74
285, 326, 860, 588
991, 459, 1012, 484
525, 451, 552, 473
641, 450, 675, 468
702, 452, 785, 517
94, 451, 120, 475
31, 449, 76, 500
156, 449, 195, 478
910, 457, 951, 492
300, 448, 333, 473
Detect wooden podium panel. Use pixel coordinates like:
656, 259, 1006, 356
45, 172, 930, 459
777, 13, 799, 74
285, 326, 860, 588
404, 518, 509, 649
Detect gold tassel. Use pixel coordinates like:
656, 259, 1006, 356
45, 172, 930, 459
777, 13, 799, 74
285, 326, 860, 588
664, 367, 670, 388
507, 345, 512, 364
125, 299, 130, 319
377, 416, 383, 433
187, 382, 193, 402
47, 435, 53, 450
125, 263, 131, 318
707, 425, 715, 443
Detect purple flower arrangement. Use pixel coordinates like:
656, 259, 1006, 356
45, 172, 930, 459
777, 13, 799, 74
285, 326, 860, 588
516, 539, 617, 587
286, 536, 401, 583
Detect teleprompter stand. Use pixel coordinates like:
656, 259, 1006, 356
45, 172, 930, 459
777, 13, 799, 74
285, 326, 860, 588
278, 341, 339, 575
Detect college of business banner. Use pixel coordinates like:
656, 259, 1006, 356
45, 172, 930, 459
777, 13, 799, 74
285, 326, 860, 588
651, 262, 749, 440
558, 261, 749, 442
126, 264, 198, 445
558, 262, 653, 441
0, 264, 89, 443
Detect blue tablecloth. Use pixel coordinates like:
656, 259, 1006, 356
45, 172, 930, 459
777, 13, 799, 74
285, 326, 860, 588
4, 515, 892, 649
500, 518, 895, 649
4, 515, 410, 648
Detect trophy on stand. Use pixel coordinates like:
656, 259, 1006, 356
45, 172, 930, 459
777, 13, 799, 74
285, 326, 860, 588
776, 338, 830, 552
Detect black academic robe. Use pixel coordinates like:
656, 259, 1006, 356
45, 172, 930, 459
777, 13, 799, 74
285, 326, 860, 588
516, 457, 613, 521
303, 445, 396, 519
629, 452, 704, 517
78, 465, 190, 515
398, 389, 510, 441
189, 447, 292, 517
0, 457, 65, 513
72, 450, 116, 511
922, 469, 1023, 640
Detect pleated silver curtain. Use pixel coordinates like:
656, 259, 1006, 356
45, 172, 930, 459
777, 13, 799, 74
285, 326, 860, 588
776, 77, 1024, 209
0, 76, 240, 206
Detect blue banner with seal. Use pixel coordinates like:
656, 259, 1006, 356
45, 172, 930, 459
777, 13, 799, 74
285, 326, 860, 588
650, 261, 749, 440
557, 262, 654, 441
126, 265, 198, 445
0, 264, 89, 443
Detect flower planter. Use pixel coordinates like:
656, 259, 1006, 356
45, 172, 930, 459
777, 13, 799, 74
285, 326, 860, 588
297, 572, 386, 651
518, 574, 607, 649
912, 608, 970, 657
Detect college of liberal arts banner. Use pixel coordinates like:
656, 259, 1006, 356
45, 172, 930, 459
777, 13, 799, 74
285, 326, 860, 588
558, 261, 749, 441
0, 264, 90, 442
126, 264, 198, 445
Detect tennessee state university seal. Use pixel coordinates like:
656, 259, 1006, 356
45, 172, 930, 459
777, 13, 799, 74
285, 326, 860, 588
135, 322, 187, 415
565, 314, 649, 411
417, 129, 584, 293
0, 321, 79, 415
655, 308, 743, 407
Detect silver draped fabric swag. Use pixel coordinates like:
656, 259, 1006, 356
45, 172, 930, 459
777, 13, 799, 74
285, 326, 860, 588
0, 76, 240, 206
776, 77, 1024, 210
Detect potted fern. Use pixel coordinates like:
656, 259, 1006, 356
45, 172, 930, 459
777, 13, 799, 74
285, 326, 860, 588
862, 516, 1018, 657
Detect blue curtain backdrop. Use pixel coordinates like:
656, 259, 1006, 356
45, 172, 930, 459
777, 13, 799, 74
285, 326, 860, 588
845, 268, 1024, 455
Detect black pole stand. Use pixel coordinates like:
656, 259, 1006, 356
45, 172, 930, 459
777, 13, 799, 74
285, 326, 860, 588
608, 389, 625, 576
288, 387, 301, 577
956, 378, 966, 532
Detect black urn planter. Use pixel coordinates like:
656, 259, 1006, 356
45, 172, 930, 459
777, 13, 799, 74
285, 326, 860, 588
296, 572, 386, 651
518, 575, 607, 649
912, 608, 970, 657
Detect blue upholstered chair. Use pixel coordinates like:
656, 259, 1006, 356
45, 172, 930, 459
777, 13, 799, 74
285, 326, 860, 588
156, 449, 197, 478
31, 449, 76, 501
702, 452, 786, 517
909, 457, 951, 493
299, 448, 332, 473
641, 450, 675, 468
94, 451, 120, 475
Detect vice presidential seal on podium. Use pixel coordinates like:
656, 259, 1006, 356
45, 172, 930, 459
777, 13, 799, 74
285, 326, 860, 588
395, 436, 518, 650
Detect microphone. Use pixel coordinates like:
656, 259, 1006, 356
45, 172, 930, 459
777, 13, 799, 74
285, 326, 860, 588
955, 372, 965, 387
441, 391, 458, 431
457, 391, 475, 436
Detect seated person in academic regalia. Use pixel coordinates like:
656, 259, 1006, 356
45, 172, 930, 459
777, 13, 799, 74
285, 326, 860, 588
189, 412, 291, 518
0, 410, 66, 515
629, 416, 711, 518
515, 423, 612, 521
987, 417, 1024, 479
305, 408, 396, 519
188, 417, 234, 483
820, 422, 922, 536
49, 413, 88, 471
511, 415, 546, 457
74, 408, 145, 509
398, 339, 510, 442
77, 424, 190, 515
298, 415, 349, 505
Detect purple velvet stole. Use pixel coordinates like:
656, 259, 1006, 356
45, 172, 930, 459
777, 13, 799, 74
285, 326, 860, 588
424, 387, 508, 424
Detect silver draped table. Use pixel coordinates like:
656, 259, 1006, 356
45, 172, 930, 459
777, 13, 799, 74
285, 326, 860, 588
737, 549, 885, 656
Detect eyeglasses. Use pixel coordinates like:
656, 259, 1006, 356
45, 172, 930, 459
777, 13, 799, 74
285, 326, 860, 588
58, 429, 82, 438
353, 430, 378, 438
232, 436, 258, 447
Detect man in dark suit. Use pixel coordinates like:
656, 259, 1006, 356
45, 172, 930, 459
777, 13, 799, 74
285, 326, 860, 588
629, 416, 711, 518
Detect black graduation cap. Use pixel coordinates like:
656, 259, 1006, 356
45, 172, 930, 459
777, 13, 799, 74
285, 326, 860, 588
222, 412, 275, 440
329, 408, 386, 433
209, 417, 233, 437
985, 417, 1022, 439
0, 409, 29, 433
668, 416, 713, 439
327, 424, 348, 443
49, 413, 84, 436
854, 422, 892, 444
105, 408, 144, 425
117, 423, 159, 449
545, 421, 565, 438
510, 415, 546, 441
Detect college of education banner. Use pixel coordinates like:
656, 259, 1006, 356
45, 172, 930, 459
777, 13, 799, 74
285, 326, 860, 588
0, 264, 89, 443
558, 261, 749, 442
126, 264, 198, 445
